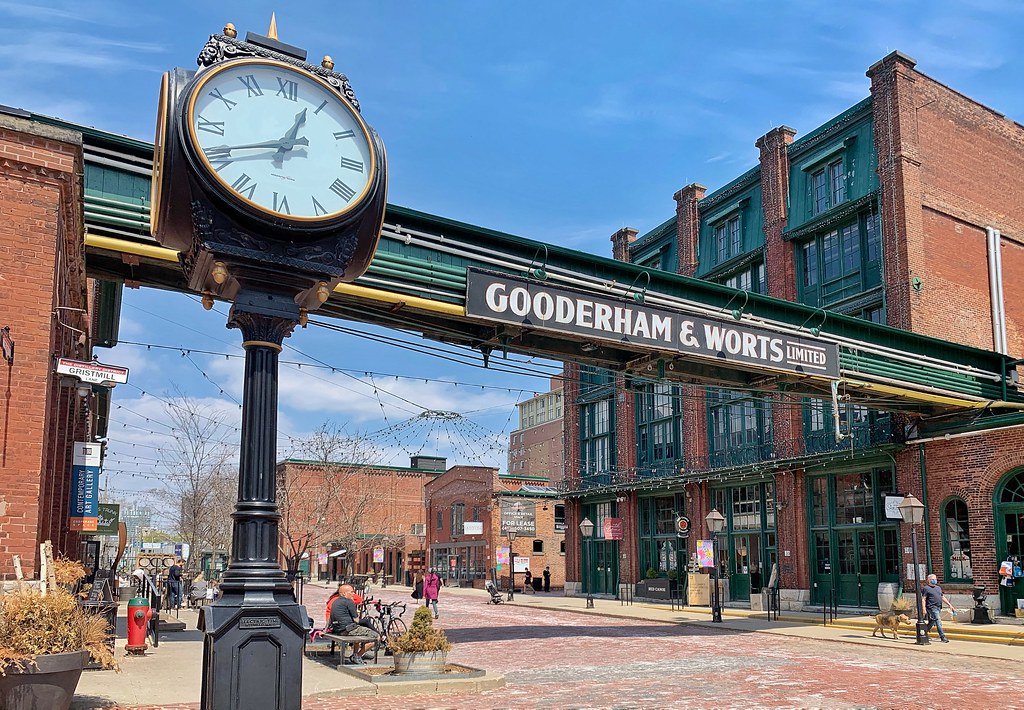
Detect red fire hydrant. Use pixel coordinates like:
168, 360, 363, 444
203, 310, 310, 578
126, 597, 153, 655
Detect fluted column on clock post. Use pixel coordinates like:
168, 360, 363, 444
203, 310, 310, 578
219, 307, 296, 596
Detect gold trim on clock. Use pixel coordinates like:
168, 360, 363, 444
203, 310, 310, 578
183, 58, 378, 224
150, 71, 169, 236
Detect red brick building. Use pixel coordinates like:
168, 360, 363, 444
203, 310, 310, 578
275, 456, 441, 584
0, 112, 94, 578
564, 51, 1024, 615
425, 466, 566, 590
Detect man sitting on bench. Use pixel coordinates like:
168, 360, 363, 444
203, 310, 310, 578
328, 583, 379, 665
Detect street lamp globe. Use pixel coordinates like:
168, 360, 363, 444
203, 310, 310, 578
897, 494, 925, 525
579, 517, 595, 539
705, 508, 726, 534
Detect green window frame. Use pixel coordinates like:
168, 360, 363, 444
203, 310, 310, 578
721, 262, 766, 294
941, 497, 973, 582
713, 215, 741, 264
707, 388, 771, 467
636, 382, 683, 476
797, 207, 882, 308
638, 493, 685, 577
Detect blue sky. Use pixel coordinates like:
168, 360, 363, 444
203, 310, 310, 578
2, 1, 1023, 501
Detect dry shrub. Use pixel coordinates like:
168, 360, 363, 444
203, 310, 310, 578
0, 586, 118, 674
390, 605, 452, 654
52, 557, 88, 587
890, 595, 914, 614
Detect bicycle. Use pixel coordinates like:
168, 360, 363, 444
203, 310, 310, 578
367, 600, 408, 652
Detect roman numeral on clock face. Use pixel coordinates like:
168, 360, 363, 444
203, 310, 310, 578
239, 74, 263, 97
197, 115, 225, 136
333, 130, 355, 140
208, 87, 237, 111
273, 192, 290, 214
329, 179, 356, 202
275, 78, 298, 101
340, 157, 363, 172
311, 196, 328, 216
231, 173, 258, 200
203, 146, 233, 171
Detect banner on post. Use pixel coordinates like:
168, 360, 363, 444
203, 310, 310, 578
69, 441, 101, 531
696, 539, 715, 568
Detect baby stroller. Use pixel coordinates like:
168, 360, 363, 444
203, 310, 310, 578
485, 580, 504, 604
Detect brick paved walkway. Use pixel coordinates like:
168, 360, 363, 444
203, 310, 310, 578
111, 583, 1019, 709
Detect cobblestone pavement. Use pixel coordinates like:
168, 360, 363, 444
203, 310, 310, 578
119, 583, 1018, 710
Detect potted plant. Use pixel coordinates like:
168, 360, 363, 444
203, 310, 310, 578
0, 560, 118, 710
390, 605, 452, 674
889, 595, 914, 615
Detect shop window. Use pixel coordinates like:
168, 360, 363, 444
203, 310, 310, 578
533, 539, 544, 554
942, 498, 973, 582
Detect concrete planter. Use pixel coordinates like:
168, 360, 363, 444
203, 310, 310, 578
0, 650, 86, 710
393, 650, 448, 675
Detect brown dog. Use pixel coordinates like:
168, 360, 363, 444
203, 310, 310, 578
871, 611, 912, 639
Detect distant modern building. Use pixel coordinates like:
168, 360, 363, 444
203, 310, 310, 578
563, 51, 1024, 615
508, 375, 564, 483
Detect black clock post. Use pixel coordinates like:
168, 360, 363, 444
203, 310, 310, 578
151, 22, 387, 710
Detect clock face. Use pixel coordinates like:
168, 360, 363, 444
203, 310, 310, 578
184, 59, 376, 222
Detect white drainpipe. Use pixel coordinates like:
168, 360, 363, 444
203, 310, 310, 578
987, 227, 1007, 354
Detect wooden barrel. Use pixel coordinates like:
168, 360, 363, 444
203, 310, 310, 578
392, 651, 447, 675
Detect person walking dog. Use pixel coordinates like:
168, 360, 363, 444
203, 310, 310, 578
423, 567, 442, 619
921, 573, 957, 643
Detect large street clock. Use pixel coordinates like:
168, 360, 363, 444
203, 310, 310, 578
151, 26, 387, 309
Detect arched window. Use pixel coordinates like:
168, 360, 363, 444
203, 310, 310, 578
942, 498, 972, 582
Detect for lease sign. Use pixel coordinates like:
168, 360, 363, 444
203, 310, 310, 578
466, 269, 839, 378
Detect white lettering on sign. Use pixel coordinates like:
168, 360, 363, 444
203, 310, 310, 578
56, 358, 129, 385
468, 270, 840, 379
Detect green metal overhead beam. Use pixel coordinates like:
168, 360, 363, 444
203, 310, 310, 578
48, 111, 1021, 416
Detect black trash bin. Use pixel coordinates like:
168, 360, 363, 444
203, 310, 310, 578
532, 577, 543, 592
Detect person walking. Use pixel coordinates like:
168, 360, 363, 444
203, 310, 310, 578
543, 566, 551, 593
423, 567, 442, 619
524, 568, 533, 593
167, 559, 184, 609
921, 573, 957, 643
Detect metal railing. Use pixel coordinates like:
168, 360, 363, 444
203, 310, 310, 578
619, 583, 633, 606
822, 588, 837, 626
764, 586, 780, 621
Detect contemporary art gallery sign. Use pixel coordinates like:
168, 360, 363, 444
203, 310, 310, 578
466, 269, 839, 378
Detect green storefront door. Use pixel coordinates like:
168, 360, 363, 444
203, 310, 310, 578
711, 482, 776, 603
809, 468, 897, 607
995, 469, 1024, 615
593, 540, 619, 595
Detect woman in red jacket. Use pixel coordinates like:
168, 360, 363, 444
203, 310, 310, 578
423, 568, 442, 619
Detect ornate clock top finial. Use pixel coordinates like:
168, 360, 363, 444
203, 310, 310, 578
321, 55, 334, 70
223, 22, 237, 38
267, 12, 278, 40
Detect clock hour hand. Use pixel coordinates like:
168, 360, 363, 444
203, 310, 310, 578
273, 108, 308, 166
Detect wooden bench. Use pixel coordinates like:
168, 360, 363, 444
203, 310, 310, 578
321, 632, 381, 666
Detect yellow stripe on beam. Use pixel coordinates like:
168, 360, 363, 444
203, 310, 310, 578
842, 377, 1024, 410
85, 234, 180, 262
84, 234, 466, 317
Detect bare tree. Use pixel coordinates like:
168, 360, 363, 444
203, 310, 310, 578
154, 391, 238, 574
278, 422, 398, 580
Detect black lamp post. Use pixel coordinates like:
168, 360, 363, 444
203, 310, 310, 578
898, 493, 929, 645
579, 517, 595, 609
706, 508, 725, 623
